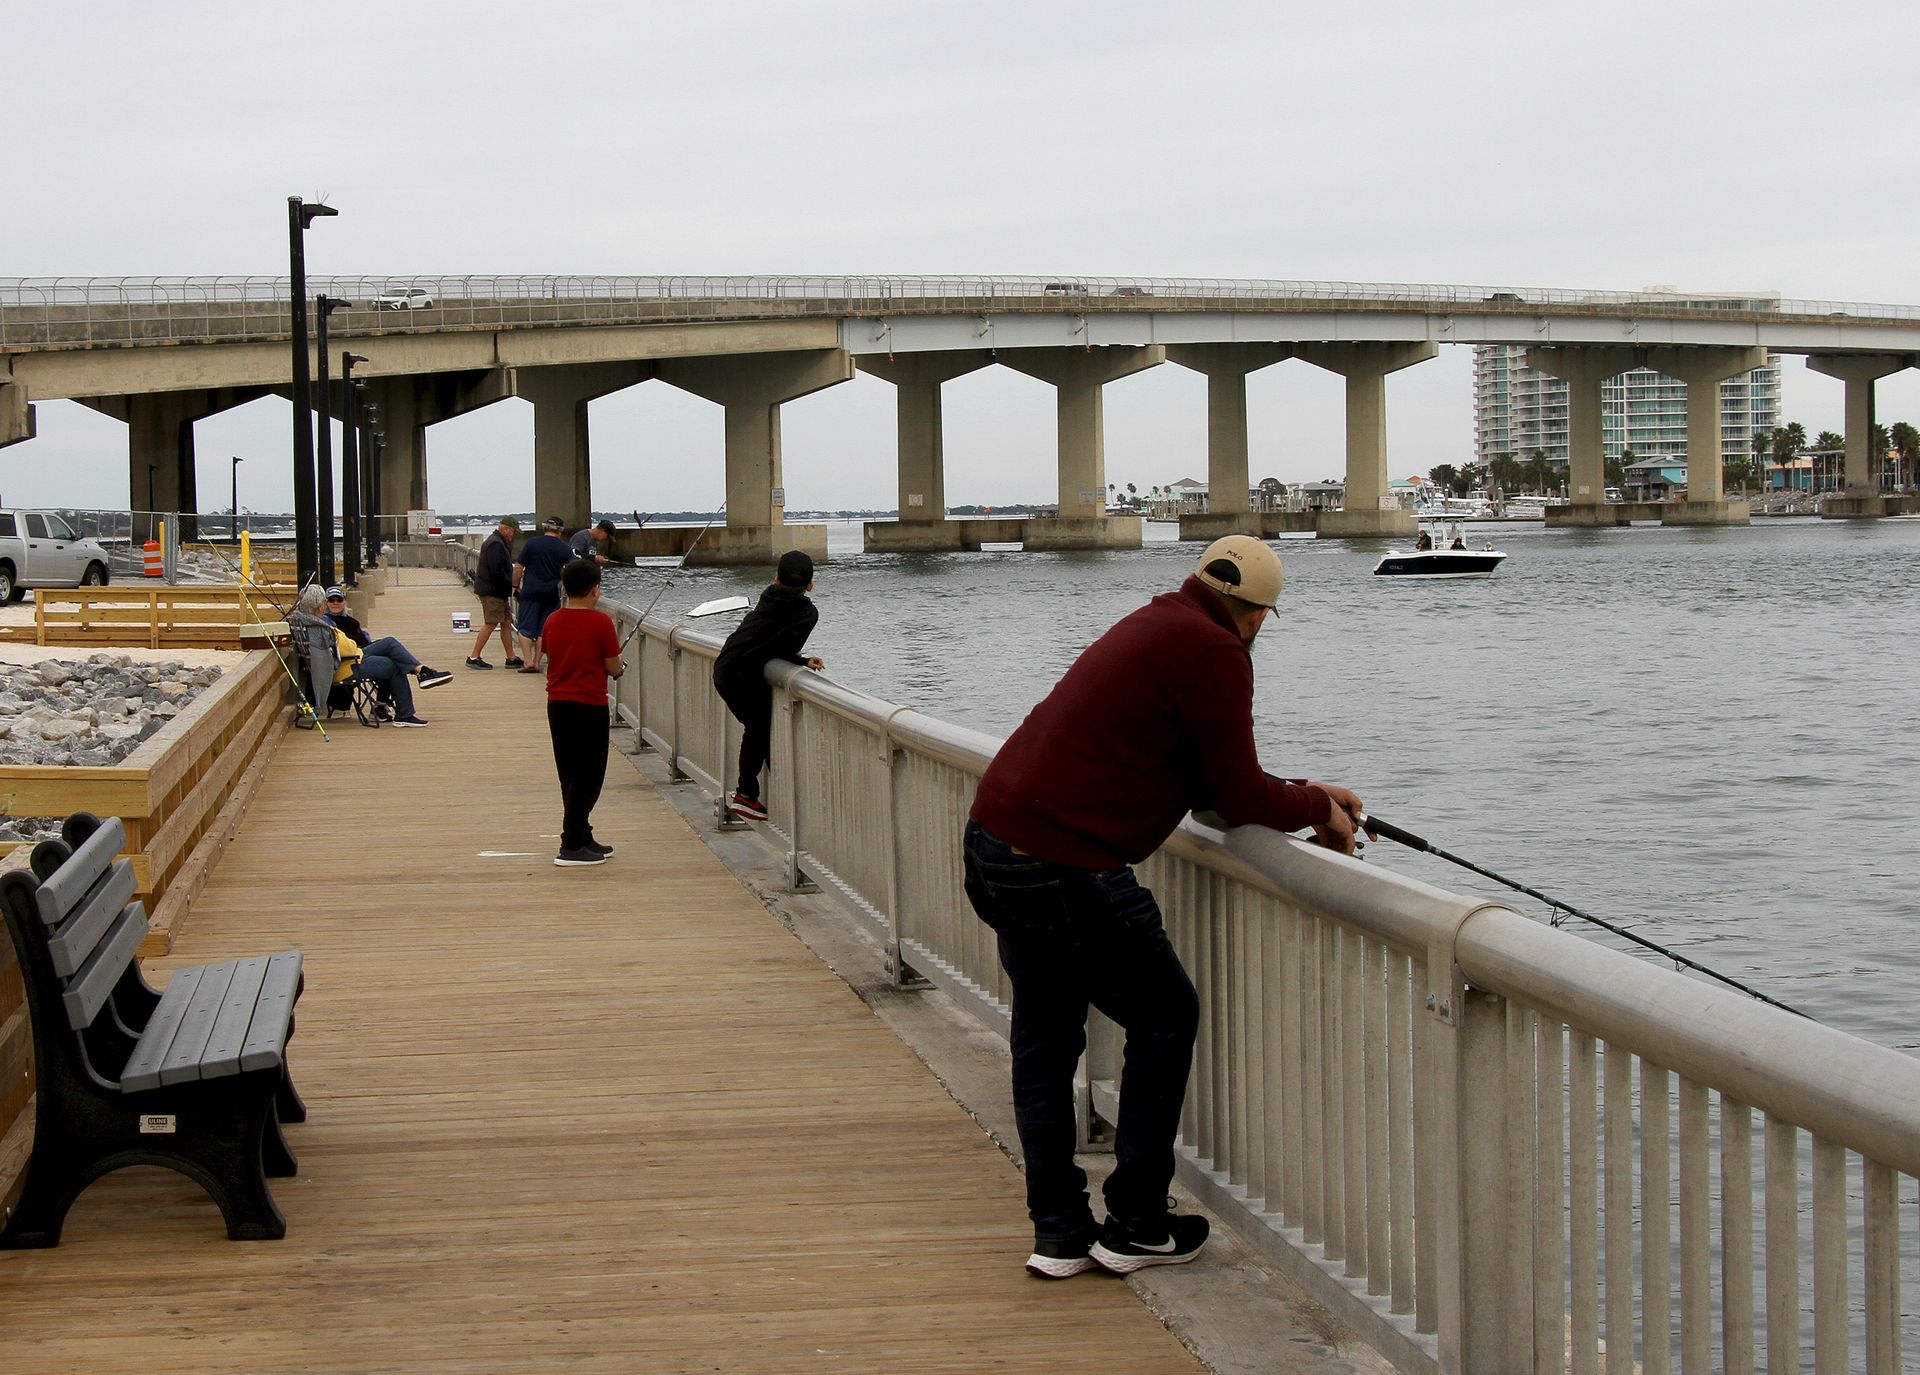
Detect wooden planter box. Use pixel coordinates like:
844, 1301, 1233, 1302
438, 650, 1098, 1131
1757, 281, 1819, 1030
0, 650, 288, 954
0, 585, 297, 650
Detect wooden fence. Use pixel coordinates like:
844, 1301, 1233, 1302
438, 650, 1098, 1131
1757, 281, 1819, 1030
0, 585, 297, 650
0, 650, 289, 953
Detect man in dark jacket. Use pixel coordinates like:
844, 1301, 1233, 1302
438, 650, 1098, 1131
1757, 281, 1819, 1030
712, 549, 823, 821
964, 536, 1365, 1281
467, 516, 522, 668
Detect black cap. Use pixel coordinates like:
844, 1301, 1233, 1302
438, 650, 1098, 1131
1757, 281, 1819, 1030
776, 550, 814, 587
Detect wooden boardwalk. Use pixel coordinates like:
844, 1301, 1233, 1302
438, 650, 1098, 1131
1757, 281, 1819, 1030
0, 572, 1200, 1374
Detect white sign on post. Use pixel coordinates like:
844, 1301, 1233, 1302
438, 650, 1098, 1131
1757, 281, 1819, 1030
770, 488, 786, 506
406, 509, 439, 537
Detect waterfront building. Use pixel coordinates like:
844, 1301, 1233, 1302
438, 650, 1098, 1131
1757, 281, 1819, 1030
1473, 292, 1782, 469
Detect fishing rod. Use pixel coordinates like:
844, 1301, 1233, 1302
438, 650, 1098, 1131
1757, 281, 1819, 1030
190, 540, 330, 740
617, 504, 726, 653
1358, 812, 1808, 1019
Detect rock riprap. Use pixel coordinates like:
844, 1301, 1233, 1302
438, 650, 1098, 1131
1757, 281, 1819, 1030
1, 655, 225, 843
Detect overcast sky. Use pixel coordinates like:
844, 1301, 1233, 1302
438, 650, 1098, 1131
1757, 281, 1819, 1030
8, 0, 1920, 515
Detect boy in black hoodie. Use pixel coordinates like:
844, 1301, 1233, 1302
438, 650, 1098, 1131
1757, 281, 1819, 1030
713, 550, 823, 821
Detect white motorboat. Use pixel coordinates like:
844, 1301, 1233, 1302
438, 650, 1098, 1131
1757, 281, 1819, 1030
1373, 546, 1507, 579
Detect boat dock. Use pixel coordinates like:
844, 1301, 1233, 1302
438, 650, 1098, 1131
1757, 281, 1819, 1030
0, 572, 1227, 1374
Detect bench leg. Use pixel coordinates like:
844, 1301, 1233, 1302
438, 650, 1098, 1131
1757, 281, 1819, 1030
188, 1094, 288, 1241
0, 1155, 91, 1249
262, 1110, 299, 1179
276, 1065, 308, 1125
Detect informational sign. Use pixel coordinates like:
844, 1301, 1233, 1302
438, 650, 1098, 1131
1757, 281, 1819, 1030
770, 487, 786, 505
906, 493, 925, 508
1079, 490, 1106, 506
406, 508, 439, 536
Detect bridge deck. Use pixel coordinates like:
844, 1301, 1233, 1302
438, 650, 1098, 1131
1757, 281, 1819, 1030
0, 571, 1199, 1374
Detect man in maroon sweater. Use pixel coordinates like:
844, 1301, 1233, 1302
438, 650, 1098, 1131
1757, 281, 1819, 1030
965, 535, 1364, 1280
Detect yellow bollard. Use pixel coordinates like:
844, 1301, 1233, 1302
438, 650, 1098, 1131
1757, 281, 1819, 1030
240, 530, 252, 584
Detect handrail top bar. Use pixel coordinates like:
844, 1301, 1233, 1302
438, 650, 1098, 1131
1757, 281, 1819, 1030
602, 597, 1920, 1172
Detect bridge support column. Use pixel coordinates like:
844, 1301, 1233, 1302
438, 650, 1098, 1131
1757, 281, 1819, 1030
362, 370, 513, 528
1528, 347, 1640, 527
1000, 345, 1162, 550
1642, 346, 1764, 525
515, 362, 652, 530
0, 381, 34, 450
1805, 353, 1916, 518
856, 351, 993, 552
1165, 343, 1294, 541
80, 386, 267, 541
1295, 342, 1435, 539
655, 350, 851, 565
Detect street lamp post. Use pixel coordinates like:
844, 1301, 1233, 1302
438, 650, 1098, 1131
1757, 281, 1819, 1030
340, 357, 368, 582
288, 195, 338, 589
230, 456, 243, 540
361, 403, 383, 568
314, 295, 348, 587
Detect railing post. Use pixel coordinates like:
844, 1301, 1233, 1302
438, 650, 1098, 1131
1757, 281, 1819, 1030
1428, 941, 1517, 1373
781, 684, 815, 893
878, 715, 923, 986
665, 629, 687, 781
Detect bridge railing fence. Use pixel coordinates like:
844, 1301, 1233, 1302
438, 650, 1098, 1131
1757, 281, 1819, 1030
5, 275, 1919, 348
604, 594, 1920, 1375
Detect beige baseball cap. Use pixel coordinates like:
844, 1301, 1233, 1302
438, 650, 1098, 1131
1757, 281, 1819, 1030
1193, 535, 1284, 608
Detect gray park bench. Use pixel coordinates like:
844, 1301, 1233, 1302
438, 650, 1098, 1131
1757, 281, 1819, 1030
0, 812, 306, 1246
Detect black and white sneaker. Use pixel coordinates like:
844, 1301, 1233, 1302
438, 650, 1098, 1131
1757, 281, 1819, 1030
465, 657, 493, 670
1025, 1227, 1100, 1280
1090, 1211, 1210, 1274
587, 840, 614, 856
554, 847, 606, 867
418, 667, 454, 689
390, 714, 429, 728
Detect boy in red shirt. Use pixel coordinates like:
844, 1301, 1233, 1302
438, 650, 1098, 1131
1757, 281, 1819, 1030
542, 558, 625, 866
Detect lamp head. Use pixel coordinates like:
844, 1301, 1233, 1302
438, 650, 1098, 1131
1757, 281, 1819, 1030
297, 200, 339, 227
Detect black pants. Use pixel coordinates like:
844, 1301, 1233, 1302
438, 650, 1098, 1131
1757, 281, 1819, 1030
716, 678, 772, 800
961, 820, 1200, 1241
547, 700, 609, 852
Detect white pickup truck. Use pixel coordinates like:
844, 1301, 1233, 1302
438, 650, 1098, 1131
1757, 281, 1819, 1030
0, 510, 114, 602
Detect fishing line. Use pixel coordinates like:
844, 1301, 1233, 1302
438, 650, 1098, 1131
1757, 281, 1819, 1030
1359, 812, 1808, 1019
617, 503, 726, 653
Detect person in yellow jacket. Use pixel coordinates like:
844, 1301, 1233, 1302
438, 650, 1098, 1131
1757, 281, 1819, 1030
299, 588, 425, 726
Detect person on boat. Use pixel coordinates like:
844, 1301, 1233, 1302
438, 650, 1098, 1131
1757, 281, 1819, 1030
1415, 530, 1433, 551
963, 535, 1367, 1282
1448, 534, 1467, 550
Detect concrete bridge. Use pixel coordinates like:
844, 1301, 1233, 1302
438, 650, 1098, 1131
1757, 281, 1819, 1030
5, 276, 1920, 563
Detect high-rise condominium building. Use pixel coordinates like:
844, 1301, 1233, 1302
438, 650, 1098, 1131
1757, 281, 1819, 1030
1472, 292, 1781, 469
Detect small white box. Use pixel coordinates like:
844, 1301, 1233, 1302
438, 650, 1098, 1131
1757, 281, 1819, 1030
451, 611, 471, 633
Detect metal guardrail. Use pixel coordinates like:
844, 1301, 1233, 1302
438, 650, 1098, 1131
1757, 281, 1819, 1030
606, 593, 1920, 1374
2, 275, 1917, 350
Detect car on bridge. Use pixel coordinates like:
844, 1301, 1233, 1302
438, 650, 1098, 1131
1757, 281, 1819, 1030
372, 286, 435, 311
0, 509, 113, 601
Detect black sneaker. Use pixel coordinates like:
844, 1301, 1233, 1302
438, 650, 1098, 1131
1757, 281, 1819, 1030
503, 657, 525, 669
1091, 1211, 1210, 1274
1025, 1226, 1100, 1280
465, 657, 493, 670
587, 840, 614, 856
371, 702, 394, 723
418, 667, 454, 689
390, 714, 429, 728
554, 847, 606, 867
728, 792, 769, 822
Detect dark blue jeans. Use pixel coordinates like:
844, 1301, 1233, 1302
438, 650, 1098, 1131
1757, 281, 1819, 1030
962, 820, 1199, 1241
